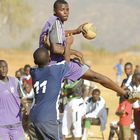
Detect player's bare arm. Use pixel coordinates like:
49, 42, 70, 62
50, 40, 84, 61
65, 23, 87, 37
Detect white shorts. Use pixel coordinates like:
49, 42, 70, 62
62, 98, 86, 137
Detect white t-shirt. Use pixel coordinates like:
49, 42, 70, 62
86, 96, 106, 118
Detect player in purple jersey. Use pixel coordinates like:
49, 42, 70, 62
0, 60, 25, 140
39, 0, 138, 98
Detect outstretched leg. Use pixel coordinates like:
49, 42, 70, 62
82, 69, 126, 95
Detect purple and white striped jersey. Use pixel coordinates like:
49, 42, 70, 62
39, 15, 66, 63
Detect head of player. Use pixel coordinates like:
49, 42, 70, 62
0, 60, 8, 80
33, 48, 50, 68
53, 0, 69, 22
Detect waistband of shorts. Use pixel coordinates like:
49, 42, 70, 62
0, 122, 22, 129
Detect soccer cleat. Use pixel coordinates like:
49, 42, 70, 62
130, 91, 140, 99
126, 91, 140, 103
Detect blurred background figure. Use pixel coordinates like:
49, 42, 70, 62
134, 65, 140, 74
23, 64, 32, 85
114, 58, 123, 85
121, 62, 133, 89
21, 82, 34, 140
128, 73, 140, 139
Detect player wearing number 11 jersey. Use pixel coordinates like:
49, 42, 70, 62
28, 46, 87, 140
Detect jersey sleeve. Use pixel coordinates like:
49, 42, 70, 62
39, 16, 57, 48
49, 20, 63, 44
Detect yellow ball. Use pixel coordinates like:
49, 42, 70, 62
81, 23, 96, 40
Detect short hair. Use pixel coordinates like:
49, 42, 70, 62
92, 88, 100, 94
53, 0, 68, 10
33, 47, 49, 66
24, 64, 31, 71
124, 62, 133, 68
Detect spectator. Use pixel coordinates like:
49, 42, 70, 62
134, 65, 140, 74
121, 62, 133, 89
15, 70, 23, 85
114, 58, 123, 85
82, 88, 107, 139
62, 79, 86, 140
23, 64, 32, 85
21, 83, 34, 139
116, 96, 132, 140
128, 73, 140, 139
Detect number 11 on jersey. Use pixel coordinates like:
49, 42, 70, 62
34, 80, 47, 94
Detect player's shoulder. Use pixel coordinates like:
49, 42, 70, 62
30, 66, 38, 73
47, 15, 61, 26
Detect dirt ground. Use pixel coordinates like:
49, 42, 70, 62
1, 49, 140, 140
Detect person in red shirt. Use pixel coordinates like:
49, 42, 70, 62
116, 96, 132, 140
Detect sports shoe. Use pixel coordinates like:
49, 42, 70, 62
126, 91, 140, 102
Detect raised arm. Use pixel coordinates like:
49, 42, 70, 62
65, 23, 87, 37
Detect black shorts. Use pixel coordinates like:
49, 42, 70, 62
28, 120, 62, 140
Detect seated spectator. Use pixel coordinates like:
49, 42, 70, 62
82, 89, 107, 140
83, 89, 107, 131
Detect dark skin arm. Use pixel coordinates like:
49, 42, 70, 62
63, 35, 74, 62
49, 39, 84, 63
65, 23, 86, 37
65, 29, 81, 37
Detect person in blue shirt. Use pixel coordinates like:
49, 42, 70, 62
114, 58, 123, 85
28, 36, 75, 140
